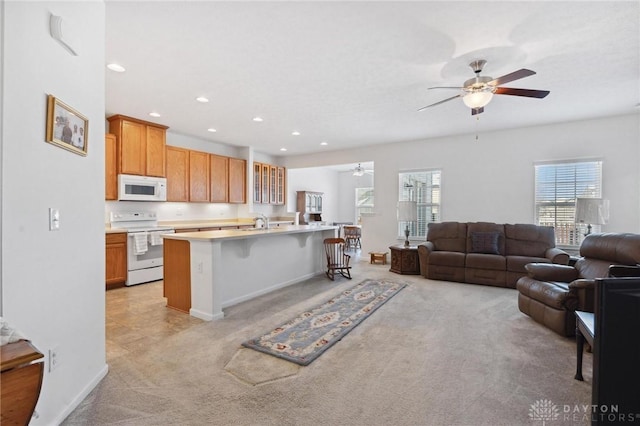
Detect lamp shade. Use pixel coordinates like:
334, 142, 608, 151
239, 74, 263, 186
397, 201, 417, 222
462, 91, 494, 109
575, 198, 609, 225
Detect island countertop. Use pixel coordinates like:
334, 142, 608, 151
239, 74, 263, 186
162, 224, 337, 242
162, 224, 338, 321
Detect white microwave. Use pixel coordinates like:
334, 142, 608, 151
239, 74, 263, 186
118, 174, 167, 201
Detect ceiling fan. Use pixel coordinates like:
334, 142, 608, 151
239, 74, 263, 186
418, 59, 550, 115
352, 163, 373, 177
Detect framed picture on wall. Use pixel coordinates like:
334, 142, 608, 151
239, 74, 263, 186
45, 94, 88, 156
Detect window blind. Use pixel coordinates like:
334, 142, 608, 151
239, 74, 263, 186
398, 170, 441, 239
535, 160, 602, 246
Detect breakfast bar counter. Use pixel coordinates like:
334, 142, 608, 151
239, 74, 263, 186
162, 225, 337, 320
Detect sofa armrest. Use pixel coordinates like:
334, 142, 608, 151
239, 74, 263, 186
525, 263, 579, 282
545, 247, 570, 265
417, 241, 434, 253
417, 242, 435, 278
569, 279, 596, 312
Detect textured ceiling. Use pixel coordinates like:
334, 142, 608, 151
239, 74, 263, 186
105, 1, 639, 156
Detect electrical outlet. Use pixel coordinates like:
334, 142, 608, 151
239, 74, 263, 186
197, 261, 203, 273
49, 346, 61, 372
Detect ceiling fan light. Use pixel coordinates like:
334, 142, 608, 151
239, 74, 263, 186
463, 91, 494, 109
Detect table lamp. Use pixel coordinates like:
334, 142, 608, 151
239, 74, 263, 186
575, 198, 609, 235
397, 201, 417, 247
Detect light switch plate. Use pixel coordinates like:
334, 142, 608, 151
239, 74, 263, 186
49, 208, 60, 231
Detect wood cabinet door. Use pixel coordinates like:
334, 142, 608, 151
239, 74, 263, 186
105, 134, 118, 200
210, 154, 229, 203
166, 146, 189, 202
118, 119, 146, 175
146, 125, 166, 177
228, 158, 246, 204
189, 150, 210, 202
261, 164, 270, 204
269, 165, 277, 204
276, 167, 286, 204
253, 162, 262, 203
105, 233, 127, 287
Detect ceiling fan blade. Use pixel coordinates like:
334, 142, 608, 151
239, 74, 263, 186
471, 107, 484, 116
488, 68, 536, 86
417, 94, 462, 112
495, 87, 550, 98
428, 86, 463, 90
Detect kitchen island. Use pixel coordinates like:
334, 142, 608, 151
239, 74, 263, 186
162, 224, 337, 320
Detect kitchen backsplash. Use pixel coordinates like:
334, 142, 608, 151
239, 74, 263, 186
105, 201, 289, 223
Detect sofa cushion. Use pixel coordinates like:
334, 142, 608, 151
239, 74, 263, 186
575, 257, 616, 280
427, 222, 467, 252
505, 224, 555, 257
506, 255, 550, 273
470, 232, 500, 254
466, 253, 506, 270
429, 251, 465, 267
580, 233, 640, 264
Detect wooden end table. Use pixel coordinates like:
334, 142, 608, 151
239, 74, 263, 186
389, 244, 420, 275
369, 251, 388, 265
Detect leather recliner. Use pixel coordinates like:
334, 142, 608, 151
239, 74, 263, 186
516, 233, 640, 336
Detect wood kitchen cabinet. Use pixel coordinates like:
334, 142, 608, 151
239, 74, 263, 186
107, 114, 168, 177
189, 150, 210, 202
105, 134, 118, 200
252, 161, 284, 205
106, 232, 127, 288
210, 154, 229, 203
229, 158, 246, 204
276, 166, 286, 204
166, 146, 189, 202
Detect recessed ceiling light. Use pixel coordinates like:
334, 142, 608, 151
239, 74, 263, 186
320, 141, 328, 146
280, 148, 287, 152
207, 128, 217, 133
253, 116, 263, 122
149, 112, 161, 117
291, 131, 300, 136
107, 63, 125, 72
196, 96, 209, 103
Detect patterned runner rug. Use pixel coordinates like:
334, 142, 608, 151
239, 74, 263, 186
241, 279, 407, 366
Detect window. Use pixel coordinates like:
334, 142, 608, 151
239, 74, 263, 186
355, 187, 374, 224
398, 170, 441, 239
534, 160, 602, 246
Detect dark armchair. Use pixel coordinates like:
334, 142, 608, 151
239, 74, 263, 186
516, 233, 640, 336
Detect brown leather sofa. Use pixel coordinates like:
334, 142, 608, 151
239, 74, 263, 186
417, 222, 569, 288
516, 233, 640, 336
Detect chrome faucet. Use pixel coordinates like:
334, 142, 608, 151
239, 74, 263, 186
254, 213, 269, 229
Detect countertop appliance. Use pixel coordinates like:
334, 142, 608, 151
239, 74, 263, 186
118, 174, 167, 202
109, 211, 174, 286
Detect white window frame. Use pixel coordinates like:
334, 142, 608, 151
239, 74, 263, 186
534, 159, 603, 247
398, 169, 441, 241
354, 187, 374, 224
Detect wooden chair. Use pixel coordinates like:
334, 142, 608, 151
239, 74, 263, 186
343, 225, 361, 249
323, 238, 352, 281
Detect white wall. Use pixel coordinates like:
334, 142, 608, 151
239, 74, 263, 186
284, 113, 640, 253
2, 2, 107, 425
287, 167, 339, 224
337, 169, 374, 223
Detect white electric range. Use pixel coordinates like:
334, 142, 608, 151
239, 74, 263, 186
109, 211, 175, 286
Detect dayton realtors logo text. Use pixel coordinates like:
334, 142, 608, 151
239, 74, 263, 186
530, 399, 640, 424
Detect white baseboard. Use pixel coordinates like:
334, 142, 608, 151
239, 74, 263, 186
53, 364, 109, 425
